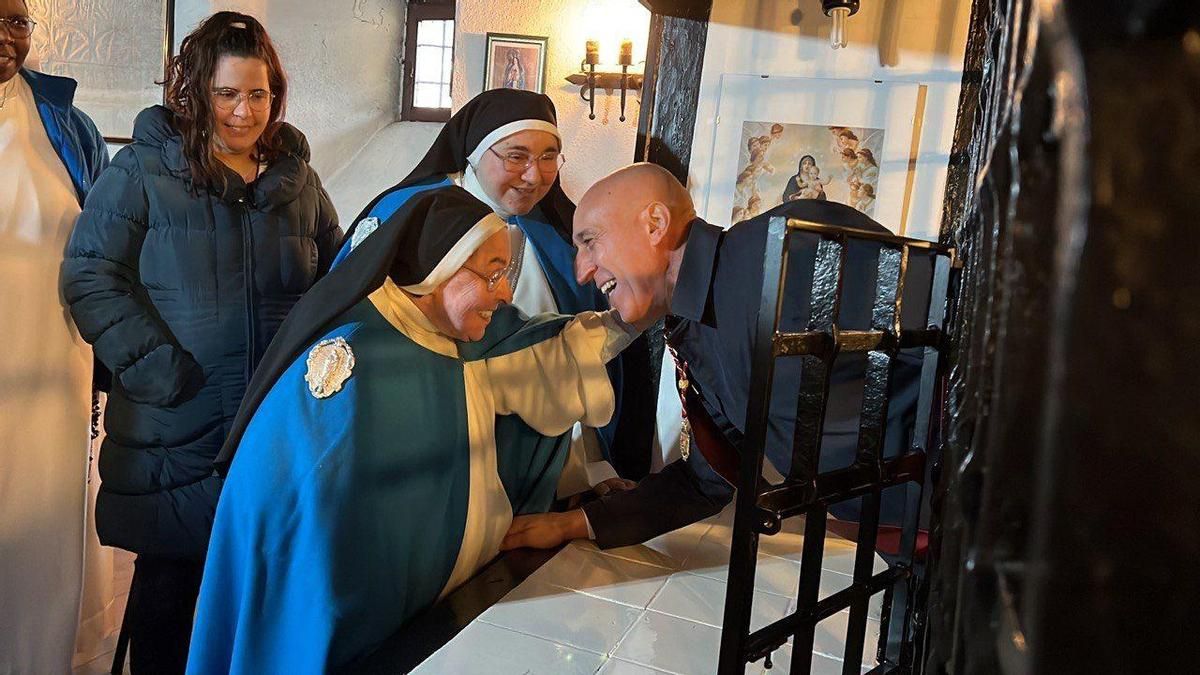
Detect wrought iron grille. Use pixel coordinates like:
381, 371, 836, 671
716, 218, 961, 674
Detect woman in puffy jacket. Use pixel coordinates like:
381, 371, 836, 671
61, 12, 340, 673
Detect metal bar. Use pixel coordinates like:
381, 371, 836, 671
774, 328, 941, 357
748, 564, 910, 662
788, 237, 844, 484
786, 219, 957, 256
756, 452, 926, 526
787, 510, 828, 673
843, 490, 884, 674
716, 216, 790, 674
844, 244, 908, 673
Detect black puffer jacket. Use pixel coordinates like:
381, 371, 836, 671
62, 105, 341, 558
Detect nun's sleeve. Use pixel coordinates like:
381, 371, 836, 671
486, 310, 639, 437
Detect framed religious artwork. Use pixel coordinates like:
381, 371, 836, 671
483, 33, 548, 95
26, 0, 174, 143
697, 75, 925, 236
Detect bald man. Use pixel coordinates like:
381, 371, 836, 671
502, 163, 928, 551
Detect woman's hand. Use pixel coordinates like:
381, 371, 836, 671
501, 511, 589, 551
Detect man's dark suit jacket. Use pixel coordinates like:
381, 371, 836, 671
582, 200, 932, 549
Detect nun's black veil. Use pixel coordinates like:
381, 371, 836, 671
344, 89, 576, 242
215, 187, 493, 472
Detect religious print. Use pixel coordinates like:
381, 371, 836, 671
730, 121, 885, 222
483, 33, 548, 94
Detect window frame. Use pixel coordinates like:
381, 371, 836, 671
401, 1, 456, 123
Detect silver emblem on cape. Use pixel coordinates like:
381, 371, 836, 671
350, 217, 380, 251
305, 337, 355, 399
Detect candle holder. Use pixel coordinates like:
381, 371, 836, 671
566, 38, 643, 122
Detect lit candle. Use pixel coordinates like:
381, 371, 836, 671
619, 39, 633, 66
585, 40, 600, 66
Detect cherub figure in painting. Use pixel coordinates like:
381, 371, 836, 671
732, 123, 784, 221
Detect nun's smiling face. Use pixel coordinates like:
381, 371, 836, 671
425, 229, 514, 342
476, 130, 561, 215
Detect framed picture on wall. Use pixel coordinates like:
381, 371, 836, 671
483, 33, 548, 94
26, 0, 173, 143
703, 75, 923, 235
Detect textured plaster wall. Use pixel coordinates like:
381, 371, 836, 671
691, 0, 972, 239
26, 0, 163, 139
451, 0, 652, 202
174, 0, 405, 206
323, 121, 443, 223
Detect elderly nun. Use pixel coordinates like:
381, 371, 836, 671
186, 186, 637, 674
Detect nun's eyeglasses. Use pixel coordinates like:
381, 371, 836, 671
488, 147, 566, 174
461, 262, 513, 293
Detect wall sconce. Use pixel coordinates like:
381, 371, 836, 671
566, 39, 643, 122
822, 0, 860, 49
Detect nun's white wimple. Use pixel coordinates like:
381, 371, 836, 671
466, 120, 561, 166
399, 213, 508, 295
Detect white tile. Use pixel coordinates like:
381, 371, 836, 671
530, 542, 671, 609
596, 657, 675, 674
612, 610, 722, 674
641, 519, 715, 564
648, 572, 790, 632
809, 613, 882, 667
817, 538, 888, 578
479, 577, 643, 655
684, 539, 804, 600
412, 621, 604, 675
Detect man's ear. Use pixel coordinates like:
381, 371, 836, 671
644, 201, 671, 245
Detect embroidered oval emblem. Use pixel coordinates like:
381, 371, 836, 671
305, 337, 355, 399
350, 217, 380, 251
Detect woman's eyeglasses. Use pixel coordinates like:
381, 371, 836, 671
211, 88, 274, 113
461, 260, 515, 293
0, 16, 36, 38
488, 147, 566, 175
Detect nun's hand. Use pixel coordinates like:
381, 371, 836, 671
501, 511, 588, 551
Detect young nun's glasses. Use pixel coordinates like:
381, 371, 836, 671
488, 146, 566, 174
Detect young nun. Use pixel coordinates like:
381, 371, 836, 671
335, 88, 654, 493
186, 187, 637, 674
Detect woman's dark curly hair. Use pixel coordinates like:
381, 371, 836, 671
160, 11, 288, 190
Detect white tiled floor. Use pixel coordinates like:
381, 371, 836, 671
414, 507, 889, 675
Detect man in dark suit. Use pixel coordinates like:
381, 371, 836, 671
502, 163, 928, 550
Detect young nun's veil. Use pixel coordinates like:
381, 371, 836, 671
215, 187, 497, 473
344, 89, 576, 240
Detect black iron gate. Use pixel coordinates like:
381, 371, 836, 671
716, 218, 960, 674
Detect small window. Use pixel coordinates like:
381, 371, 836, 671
402, 1, 455, 122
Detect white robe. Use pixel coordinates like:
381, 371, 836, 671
0, 74, 93, 675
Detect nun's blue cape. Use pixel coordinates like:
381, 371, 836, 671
186, 279, 620, 674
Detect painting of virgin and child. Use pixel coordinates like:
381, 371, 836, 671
730, 121, 883, 222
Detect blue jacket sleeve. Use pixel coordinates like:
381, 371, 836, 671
73, 105, 109, 193
61, 148, 203, 407
311, 172, 342, 280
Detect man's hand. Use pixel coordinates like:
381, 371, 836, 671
501, 510, 589, 551
592, 477, 637, 496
